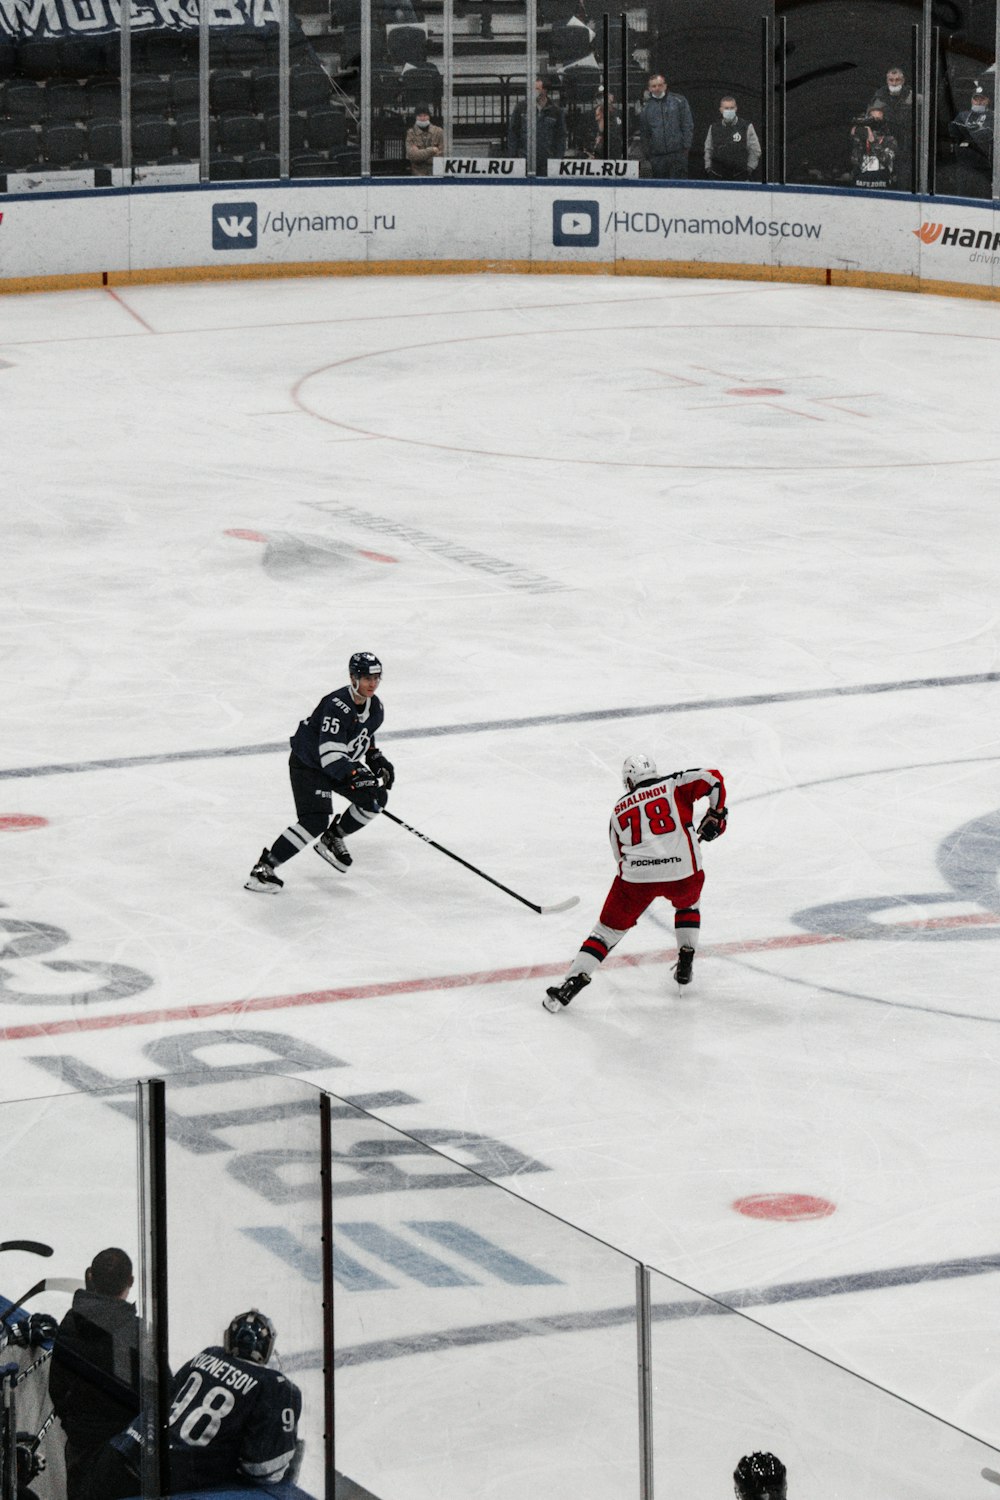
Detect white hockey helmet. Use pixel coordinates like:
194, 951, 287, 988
622, 753, 658, 791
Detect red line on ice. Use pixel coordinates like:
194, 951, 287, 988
0, 912, 996, 1043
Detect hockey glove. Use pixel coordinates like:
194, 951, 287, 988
697, 806, 728, 842
7, 1314, 57, 1349
345, 765, 388, 815
366, 747, 395, 790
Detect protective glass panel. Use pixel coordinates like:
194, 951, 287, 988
648, 1265, 1000, 1496
0, 1089, 142, 1500
289, 0, 356, 178
777, 0, 919, 191
130, 12, 198, 187
0, 21, 121, 188
934, 1, 996, 200
329, 1101, 640, 1499
637, 0, 765, 181
163, 1070, 327, 1498
205, 0, 281, 183
449, 0, 527, 168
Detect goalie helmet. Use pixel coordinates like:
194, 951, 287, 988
622, 753, 658, 791
224, 1309, 276, 1366
733, 1452, 787, 1500
349, 651, 383, 684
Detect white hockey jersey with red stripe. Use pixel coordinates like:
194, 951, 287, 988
609, 768, 726, 883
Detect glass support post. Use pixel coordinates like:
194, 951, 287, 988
360, 0, 372, 176
279, 0, 291, 179
526, 0, 537, 175
137, 1079, 170, 1500
636, 1264, 653, 1500
199, 0, 210, 180
443, 0, 454, 155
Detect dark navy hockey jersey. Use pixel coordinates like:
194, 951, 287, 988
290, 684, 385, 780
111, 1345, 302, 1490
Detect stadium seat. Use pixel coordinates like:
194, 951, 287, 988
264, 111, 306, 151
210, 68, 253, 112
306, 108, 347, 149
244, 150, 280, 178
291, 149, 328, 177
252, 67, 280, 113
131, 112, 172, 162
17, 39, 62, 79
219, 111, 262, 153
3, 80, 43, 121
45, 81, 88, 120
87, 116, 122, 163
209, 153, 242, 179
174, 112, 201, 157
0, 125, 40, 169
171, 72, 200, 111
289, 64, 330, 109
131, 73, 171, 114
43, 121, 85, 164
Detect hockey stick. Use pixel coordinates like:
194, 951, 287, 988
0, 1244, 52, 1259
0, 1278, 83, 1329
383, 811, 580, 915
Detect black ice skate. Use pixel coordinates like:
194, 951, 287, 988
543, 972, 590, 1013
315, 819, 352, 872
673, 945, 695, 986
244, 849, 283, 894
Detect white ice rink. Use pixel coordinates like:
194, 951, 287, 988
2, 269, 1000, 1498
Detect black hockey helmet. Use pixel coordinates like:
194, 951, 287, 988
734, 1452, 787, 1500
224, 1309, 276, 1366
349, 651, 383, 684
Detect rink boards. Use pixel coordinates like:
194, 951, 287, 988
0, 180, 999, 297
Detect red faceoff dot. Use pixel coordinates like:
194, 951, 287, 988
0, 815, 48, 832
726, 386, 786, 397
224, 529, 269, 543
733, 1193, 837, 1222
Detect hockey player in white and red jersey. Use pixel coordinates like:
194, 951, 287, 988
543, 753, 727, 1011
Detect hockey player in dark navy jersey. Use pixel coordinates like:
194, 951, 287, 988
245, 650, 395, 892
76, 1310, 302, 1498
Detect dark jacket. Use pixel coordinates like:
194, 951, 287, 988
949, 107, 995, 161
639, 90, 693, 158
507, 97, 567, 169
49, 1292, 141, 1475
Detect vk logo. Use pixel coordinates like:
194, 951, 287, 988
212, 201, 258, 250
552, 199, 599, 248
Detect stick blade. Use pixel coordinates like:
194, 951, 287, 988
539, 896, 581, 915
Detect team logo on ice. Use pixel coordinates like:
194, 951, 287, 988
212, 201, 258, 250
552, 199, 599, 247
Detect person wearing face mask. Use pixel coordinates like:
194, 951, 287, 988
639, 71, 693, 178
949, 88, 994, 196
704, 94, 761, 180
405, 105, 445, 175
866, 66, 913, 187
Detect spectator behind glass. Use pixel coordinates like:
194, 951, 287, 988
48, 1249, 140, 1500
734, 1450, 788, 1499
584, 88, 624, 158
704, 95, 761, 180
405, 105, 445, 175
867, 65, 913, 187
949, 88, 994, 196
639, 72, 694, 178
849, 103, 898, 189
507, 76, 567, 175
